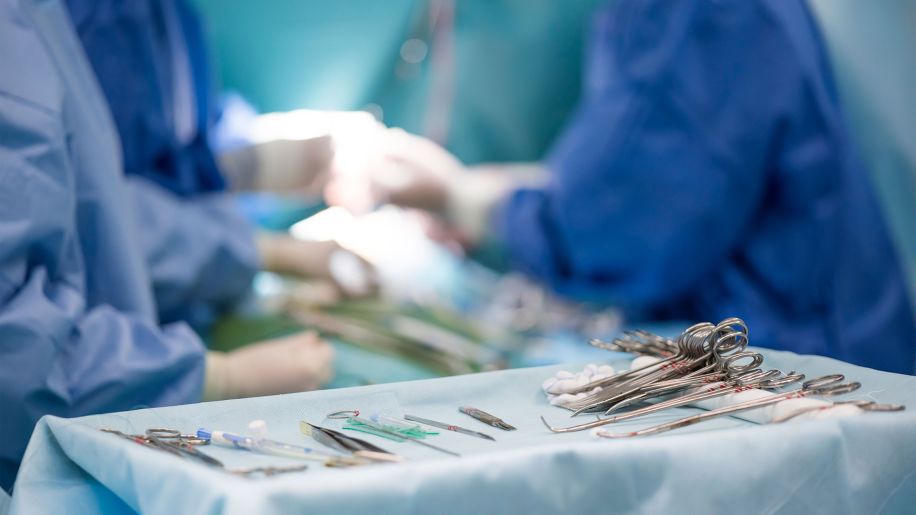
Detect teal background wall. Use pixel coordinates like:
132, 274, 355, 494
191, 0, 606, 163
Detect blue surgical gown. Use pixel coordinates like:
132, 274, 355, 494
499, 0, 916, 373
0, 0, 205, 490
64, 0, 259, 329
66, 0, 223, 196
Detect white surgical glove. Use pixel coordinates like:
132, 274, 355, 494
257, 233, 378, 298
203, 331, 334, 401
349, 129, 547, 244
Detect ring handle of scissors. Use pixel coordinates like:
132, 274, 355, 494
806, 381, 861, 396
801, 374, 845, 389
327, 410, 360, 420
712, 330, 748, 356
757, 371, 805, 388
720, 351, 763, 374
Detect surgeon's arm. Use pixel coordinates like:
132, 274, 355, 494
125, 176, 260, 326
498, 0, 796, 312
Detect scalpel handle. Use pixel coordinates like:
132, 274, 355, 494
404, 414, 496, 441
459, 406, 517, 431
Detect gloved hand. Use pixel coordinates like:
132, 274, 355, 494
332, 128, 546, 244
203, 331, 334, 400
257, 233, 379, 298
218, 136, 335, 198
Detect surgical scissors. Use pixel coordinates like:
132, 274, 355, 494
542, 369, 805, 433
564, 320, 756, 415
589, 330, 678, 358
592, 374, 861, 439
103, 428, 315, 477
102, 428, 223, 468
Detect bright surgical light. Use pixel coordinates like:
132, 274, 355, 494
289, 206, 457, 301
289, 206, 357, 242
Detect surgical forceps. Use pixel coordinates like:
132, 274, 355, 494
300, 421, 402, 463
592, 374, 861, 439
327, 411, 460, 457
542, 368, 805, 433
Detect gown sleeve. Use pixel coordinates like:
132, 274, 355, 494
0, 95, 206, 488
125, 176, 260, 328
497, 0, 800, 313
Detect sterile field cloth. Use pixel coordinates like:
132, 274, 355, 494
9, 348, 916, 514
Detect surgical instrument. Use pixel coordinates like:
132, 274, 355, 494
299, 421, 403, 463
327, 411, 461, 457
563, 319, 753, 414
370, 414, 438, 436
228, 465, 309, 477
542, 369, 805, 433
108, 428, 224, 468
459, 406, 516, 431
197, 428, 363, 467
591, 374, 861, 439
100, 428, 316, 477
404, 414, 496, 441
770, 399, 905, 423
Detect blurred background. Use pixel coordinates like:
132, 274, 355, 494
188, 0, 915, 383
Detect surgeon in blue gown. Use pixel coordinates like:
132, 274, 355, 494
62, 0, 375, 332
0, 0, 334, 491
362, 0, 916, 373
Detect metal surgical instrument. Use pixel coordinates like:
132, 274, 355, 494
459, 407, 516, 431
300, 421, 402, 463
105, 428, 225, 468
563, 319, 753, 415
327, 411, 461, 457
542, 369, 805, 433
102, 428, 315, 477
197, 428, 363, 467
770, 399, 905, 423
404, 414, 496, 441
592, 374, 861, 439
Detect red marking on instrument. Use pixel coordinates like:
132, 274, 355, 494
447, 426, 457, 431
733, 385, 753, 392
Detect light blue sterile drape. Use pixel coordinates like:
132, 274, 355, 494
497, 0, 916, 374
0, 0, 205, 491
8, 348, 916, 514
